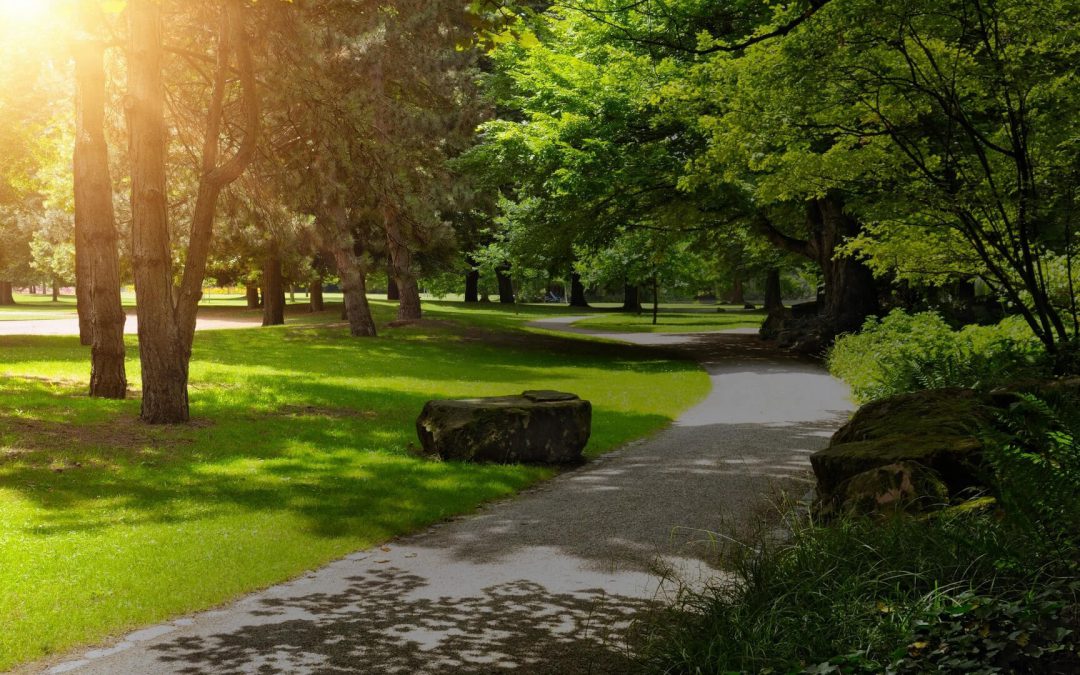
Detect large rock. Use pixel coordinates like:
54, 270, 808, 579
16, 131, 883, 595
811, 388, 992, 511
820, 461, 950, 518
416, 390, 591, 464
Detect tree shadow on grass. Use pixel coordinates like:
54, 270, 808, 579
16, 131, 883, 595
0, 377, 672, 541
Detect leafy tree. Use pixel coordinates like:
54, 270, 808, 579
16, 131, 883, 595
126, 0, 259, 422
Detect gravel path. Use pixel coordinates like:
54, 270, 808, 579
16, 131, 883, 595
37, 317, 853, 675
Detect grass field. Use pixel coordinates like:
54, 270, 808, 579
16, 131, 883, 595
571, 308, 766, 333
0, 299, 709, 670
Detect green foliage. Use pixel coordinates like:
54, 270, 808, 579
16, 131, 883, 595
889, 582, 1079, 674
636, 508, 1079, 675
828, 311, 1042, 403
985, 393, 1080, 547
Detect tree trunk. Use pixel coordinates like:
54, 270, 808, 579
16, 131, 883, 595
128, 0, 192, 422
319, 197, 376, 337
0, 282, 15, 305
816, 199, 879, 335
52, 282, 60, 302
245, 284, 260, 308
384, 213, 421, 321
74, 0, 128, 398
622, 281, 642, 313
764, 268, 784, 314
387, 271, 400, 301
757, 195, 878, 338
569, 271, 589, 308
261, 247, 285, 326
309, 280, 324, 312
652, 277, 660, 325
727, 277, 746, 306
464, 268, 480, 303
331, 245, 377, 336
496, 264, 514, 304
128, 0, 256, 422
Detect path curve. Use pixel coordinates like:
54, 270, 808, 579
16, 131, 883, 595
37, 319, 853, 675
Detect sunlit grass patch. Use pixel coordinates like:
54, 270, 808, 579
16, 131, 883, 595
0, 301, 708, 669
572, 308, 766, 333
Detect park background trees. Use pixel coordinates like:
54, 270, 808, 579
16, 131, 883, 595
0, 0, 1079, 424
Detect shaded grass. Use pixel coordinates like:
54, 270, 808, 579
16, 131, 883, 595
0, 300, 708, 670
572, 308, 765, 333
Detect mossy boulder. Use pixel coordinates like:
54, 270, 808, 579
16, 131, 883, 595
831, 388, 992, 445
812, 435, 984, 497
416, 390, 591, 464
812, 388, 994, 514
821, 461, 950, 518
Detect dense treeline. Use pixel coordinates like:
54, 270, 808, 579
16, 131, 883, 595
2, 0, 1079, 423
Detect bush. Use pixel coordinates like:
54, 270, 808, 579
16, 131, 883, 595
828, 310, 1042, 403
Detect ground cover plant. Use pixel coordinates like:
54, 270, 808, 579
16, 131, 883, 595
637, 324, 1080, 674
0, 301, 709, 670
572, 309, 765, 334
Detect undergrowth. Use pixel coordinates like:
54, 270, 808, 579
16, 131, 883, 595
827, 310, 1042, 403
639, 357, 1080, 674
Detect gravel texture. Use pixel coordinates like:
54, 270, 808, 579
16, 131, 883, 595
35, 317, 853, 675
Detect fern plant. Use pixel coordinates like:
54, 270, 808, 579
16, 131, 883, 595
985, 392, 1080, 548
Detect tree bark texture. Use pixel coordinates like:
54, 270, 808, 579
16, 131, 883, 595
764, 268, 784, 314
0, 282, 15, 305
387, 271, 400, 301
757, 195, 878, 337
622, 282, 642, 312
245, 284, 260, 308
128, 0, 257, 423
496, 264, 514, 304
75, 5, 127, 398
309, 281, 324, 312
384, 211, 422, 321
261, 247, 285, 326
464, 268, 480, 303
569, 271, 589, 308
319, 198, 376, 337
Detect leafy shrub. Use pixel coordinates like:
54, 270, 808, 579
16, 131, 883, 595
828, 310, 1042, 403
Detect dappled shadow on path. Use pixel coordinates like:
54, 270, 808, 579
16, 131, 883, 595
147, 568, 649, 675
35, 323, 854, 675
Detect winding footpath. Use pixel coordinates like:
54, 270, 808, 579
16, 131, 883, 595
36, 317, 853, 675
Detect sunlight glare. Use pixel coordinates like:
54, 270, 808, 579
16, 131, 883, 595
0, 0, 51, 27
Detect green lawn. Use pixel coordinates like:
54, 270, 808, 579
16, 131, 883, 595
0, 300, 708, 670
0, 294, 79, 321
572, 308, 766, 333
